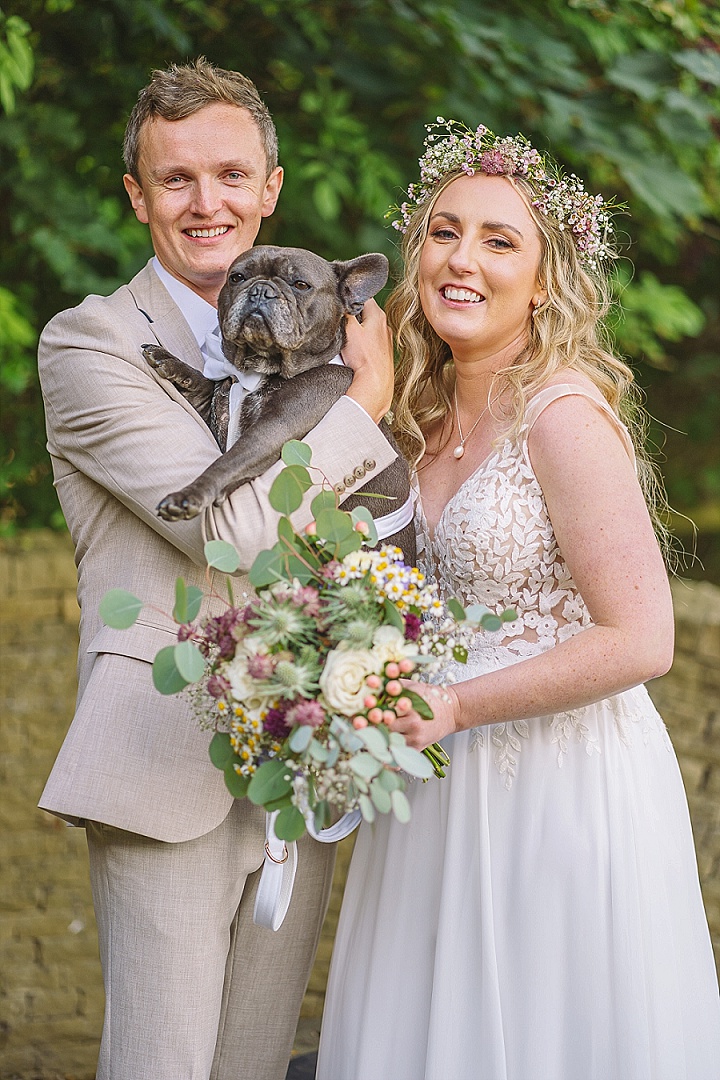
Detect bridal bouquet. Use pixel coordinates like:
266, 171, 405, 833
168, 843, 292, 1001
100, 441, 511, 841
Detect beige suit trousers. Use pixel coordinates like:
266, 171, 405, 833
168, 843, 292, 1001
87, 800, 335, 1080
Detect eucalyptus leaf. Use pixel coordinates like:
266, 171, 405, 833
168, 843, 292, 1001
359, 793, 376, 823
209, 731, 234, 770
269, 465, 312, 515
274, 804, 307, 841
351, 505, 378, 545
376, 768, 403, 793
390, 788, 412, 824
173, 640, 205, 683
310, 489, 338, 517
204, 540, 240, 574
281, 440, 313, 467
247, 758, 293, 806
480, 614, 503, 632
223, 767, 250, 799
446, 596, 466, 621
289, 724, 314, 754
349, 752, 384, 780
369, 778, 392, 814
308, 739, 330, 763
357, 725, 392, 762
249, 547, 286, 588
152, 646, 189, 695
465, 603, 491, 624
390, 742, 435, 779
99, 589, 142, 629
315, 507, 354, 543
314, 800, 331, 833
382, 597, 404, 631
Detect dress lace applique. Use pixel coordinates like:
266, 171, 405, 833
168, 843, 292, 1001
415, 408, 660, 787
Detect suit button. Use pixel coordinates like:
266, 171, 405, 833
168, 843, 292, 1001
344, 475, 355, 489
333, 482, 346, 495
363, 459, 376, 471
353, 466, 366, 480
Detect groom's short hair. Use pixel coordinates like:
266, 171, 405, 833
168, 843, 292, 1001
123, 56, 278, 181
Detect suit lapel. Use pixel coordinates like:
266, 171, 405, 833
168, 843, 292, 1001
127, 260, 207, 373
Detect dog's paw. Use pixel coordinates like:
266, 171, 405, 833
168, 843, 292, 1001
142, 344, 191, 384
156, 490, 205, 521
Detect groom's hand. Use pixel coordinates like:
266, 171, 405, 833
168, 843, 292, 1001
341, 299, 394, 423
388, 681, 461, 751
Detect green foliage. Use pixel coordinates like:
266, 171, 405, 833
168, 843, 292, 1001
2, 0, 719, 578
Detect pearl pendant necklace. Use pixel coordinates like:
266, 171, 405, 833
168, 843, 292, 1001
453, 384, 498, 459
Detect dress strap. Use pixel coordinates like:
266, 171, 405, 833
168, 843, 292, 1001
523, 383, 635, 463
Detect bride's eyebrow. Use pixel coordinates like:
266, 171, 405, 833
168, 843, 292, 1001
481, 220, 525, 240
429, 211, 524, 240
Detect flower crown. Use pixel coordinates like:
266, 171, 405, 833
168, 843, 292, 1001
388, 118, 618, 268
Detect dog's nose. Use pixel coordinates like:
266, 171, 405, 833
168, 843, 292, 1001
249, 280, 279, 303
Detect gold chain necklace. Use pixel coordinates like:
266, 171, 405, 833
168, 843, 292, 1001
452, 384, 501, 460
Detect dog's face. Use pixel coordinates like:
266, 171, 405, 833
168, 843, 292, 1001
217, 245, 389, 378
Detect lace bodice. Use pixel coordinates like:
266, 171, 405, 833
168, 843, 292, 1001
416, 383, 634, 659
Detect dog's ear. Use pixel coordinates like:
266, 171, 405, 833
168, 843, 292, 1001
332, 254, 389, 317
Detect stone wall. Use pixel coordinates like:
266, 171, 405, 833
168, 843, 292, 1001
1, 531, 719, 1078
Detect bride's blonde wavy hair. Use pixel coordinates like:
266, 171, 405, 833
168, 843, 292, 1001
386, 168, 672, 558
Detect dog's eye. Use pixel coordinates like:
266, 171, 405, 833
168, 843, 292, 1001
229, 272, 245, 284
293, 280, 311, 291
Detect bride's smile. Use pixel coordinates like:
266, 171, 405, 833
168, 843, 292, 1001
418, 172, 547, 366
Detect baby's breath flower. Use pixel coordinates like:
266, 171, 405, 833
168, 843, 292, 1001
387, 119, 620, 268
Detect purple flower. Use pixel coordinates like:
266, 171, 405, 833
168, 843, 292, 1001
286, 700, 326, 729
207, 674, 230, 699
404, 613, 422, 641
177, 624, 196, 642
263, 703, 292, 739
204, 609, 245, 660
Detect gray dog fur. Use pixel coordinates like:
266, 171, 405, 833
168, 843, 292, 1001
142, 245, 415, 562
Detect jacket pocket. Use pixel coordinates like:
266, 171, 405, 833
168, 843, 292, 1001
86, 620, 179, 663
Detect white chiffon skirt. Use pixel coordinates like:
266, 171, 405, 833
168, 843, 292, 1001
317, 669, 720, 1080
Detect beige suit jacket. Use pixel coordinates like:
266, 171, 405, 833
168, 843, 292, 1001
38, 259, 396, 842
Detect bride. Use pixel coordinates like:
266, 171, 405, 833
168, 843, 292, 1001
317, 121, 720, 1079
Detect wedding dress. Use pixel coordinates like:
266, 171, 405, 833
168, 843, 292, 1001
317, 384, 720, 1080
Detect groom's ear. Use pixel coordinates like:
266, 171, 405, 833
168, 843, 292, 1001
333, 254, 390, 317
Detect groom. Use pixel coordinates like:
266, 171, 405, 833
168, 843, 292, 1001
37, 58, 396, 1079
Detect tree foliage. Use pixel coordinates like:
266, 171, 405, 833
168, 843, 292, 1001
1, 0, 719, 574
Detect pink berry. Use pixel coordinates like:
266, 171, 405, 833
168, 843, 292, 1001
354, 520, 369, 535
386, 680, 402, 697
368, 708, 383, 724
385, 662, 400, 679
366, 674, 382, 690
399, 658, 415, 674
304, 522, 317, 536
382, 709, 397, 724
397, 696, 412, 713
363, 694, 378, 709
352, 715, 368, 729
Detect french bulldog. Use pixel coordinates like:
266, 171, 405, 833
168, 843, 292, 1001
142, 245, 415, 561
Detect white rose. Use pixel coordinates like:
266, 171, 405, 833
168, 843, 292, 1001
319, 647, 375, 716
223, 654, 274, 712
371, 624, 415, 666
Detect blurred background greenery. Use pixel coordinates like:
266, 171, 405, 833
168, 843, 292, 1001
1, 0, 719, 580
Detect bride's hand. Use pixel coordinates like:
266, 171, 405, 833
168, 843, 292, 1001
341, 298, 394, 423
387, 681, 461, 751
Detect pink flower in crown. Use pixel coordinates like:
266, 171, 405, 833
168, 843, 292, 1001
286, 699, 326, 728
479, 149, 511, 175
